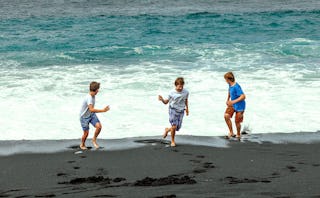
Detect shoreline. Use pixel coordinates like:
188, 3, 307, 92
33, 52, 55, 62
0, 131, 320, 156
1, 137, 320, 197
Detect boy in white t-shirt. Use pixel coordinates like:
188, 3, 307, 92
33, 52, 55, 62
79, 82, 110, 150
158, 77, 189, 147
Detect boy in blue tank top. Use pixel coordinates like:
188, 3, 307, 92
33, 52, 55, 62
224, 72, 246, 140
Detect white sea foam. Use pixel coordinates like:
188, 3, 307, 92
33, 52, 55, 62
0, 40, 319, 140
0, 64, 319, 140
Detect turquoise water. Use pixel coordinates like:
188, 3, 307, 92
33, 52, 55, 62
0, 0, 319, 140
1, 10, 320, 66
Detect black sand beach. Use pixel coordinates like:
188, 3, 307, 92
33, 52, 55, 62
1, 138, 320, 198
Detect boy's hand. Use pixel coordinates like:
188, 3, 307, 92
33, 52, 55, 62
227, 100, 233, 106
158, 95, 163, 102
104, 105, 110, 112
159, 95, 169, 104
185, 108, 189, 116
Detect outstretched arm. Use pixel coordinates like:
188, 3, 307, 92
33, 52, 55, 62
88, 104, 110, 113
158, 95, 169, 105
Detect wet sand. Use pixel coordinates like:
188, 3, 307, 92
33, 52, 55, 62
1, 138, 320, 197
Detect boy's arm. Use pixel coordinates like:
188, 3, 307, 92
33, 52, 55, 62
158, 95, 169, 104
226, 92, 231, 106
88, 104, 110, 113
227, 94, 246, 106
185, 98, 189, 116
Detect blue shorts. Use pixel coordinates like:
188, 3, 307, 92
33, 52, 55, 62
80, 113, 100, 131
169, 108, 184, 131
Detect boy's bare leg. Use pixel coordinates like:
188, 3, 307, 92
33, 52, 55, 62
235, 112, 243, 139
170, 125, 177, 147
80, 131, 89, 150
92, 122, 102, 149
163, 127, 170, 138
236, 122, 241, 138
224, 113, 234, 137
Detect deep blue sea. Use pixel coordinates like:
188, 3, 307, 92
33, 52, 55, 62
0, 0, 319, 140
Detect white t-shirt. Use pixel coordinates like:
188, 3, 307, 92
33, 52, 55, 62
80, 94, 95, 118
168, 89, 189, 111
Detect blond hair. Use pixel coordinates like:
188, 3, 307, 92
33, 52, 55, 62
224, 72, 235, 82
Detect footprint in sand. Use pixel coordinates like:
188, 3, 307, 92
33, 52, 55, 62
189, 159, 201, 163
271, 172, 280, 178
196, 155, 205, 159
57, 173, 68, 177
286, 165, 298, 172
203, 162, 215, 169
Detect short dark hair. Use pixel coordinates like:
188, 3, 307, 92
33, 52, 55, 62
175, 77, 185, 86
224, 72, 235, 82
90, 81, 100, 92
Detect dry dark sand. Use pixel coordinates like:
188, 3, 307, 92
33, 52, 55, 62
1, 138, 320, 198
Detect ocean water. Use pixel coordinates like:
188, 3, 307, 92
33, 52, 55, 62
0, 0, 319, 140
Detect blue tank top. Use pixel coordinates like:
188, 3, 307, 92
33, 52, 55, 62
229, 83, 246, 112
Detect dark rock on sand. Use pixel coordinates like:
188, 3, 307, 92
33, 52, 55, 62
68, 176, 112, 184
224, 176, 271, 184
113, 177, 126, 183
134, 175, 196, 186
193, 169, 206, 174
92, 195, 117, 197
154, 195, 177, 198
34, 193, 56, 197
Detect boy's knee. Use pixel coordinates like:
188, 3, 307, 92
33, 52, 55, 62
224, 113, 231, 119
235, 113, 243, 124
235, 117, 243, 125
95, 123, 102, 129
172, 125, 177, 130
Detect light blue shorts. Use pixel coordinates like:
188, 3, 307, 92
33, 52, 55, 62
80, 113, 100, 131
169, 108, 184, 131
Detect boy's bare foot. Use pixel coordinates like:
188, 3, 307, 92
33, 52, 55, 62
225, 133, 236, 139
163, 128, 169, 139
170, 142, 176, 147
92, 141, 100, 149
80, 144, 88, 150
236, 135, 241, 141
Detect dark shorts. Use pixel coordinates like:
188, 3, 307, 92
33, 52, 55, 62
225, 106, 244, 123
169, 108, 184, 131
80, 113, 100, 131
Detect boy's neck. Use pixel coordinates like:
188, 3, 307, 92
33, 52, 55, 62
229, 81, 236, 86
89, 91, 96, 96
